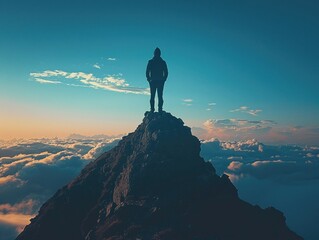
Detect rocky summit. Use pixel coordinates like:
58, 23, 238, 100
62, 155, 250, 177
16, 112, 303, 240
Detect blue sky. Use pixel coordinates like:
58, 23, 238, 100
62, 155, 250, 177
1, 0, 318, 144
0, 2, 319, 239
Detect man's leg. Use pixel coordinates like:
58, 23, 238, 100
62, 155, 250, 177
150, 82, 156, 112
157, 82, 164, 112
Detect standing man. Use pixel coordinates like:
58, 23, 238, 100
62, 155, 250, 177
146, 47, 168, 112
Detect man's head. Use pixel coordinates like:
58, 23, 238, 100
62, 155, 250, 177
154, 47, 161, 57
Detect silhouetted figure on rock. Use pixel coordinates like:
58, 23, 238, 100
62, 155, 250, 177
146, 47, 168, 112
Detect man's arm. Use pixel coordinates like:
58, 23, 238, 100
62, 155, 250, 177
146, 60, 151, 81
163, 61, 168, 81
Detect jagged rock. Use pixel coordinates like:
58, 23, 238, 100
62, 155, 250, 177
16, 112, 303, 240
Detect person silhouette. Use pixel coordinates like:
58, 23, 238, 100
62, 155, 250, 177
146, 47, 168, 112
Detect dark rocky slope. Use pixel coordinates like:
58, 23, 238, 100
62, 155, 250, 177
17, 112, 303, 240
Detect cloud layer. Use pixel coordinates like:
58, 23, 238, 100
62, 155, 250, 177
201, 138, 319, 182
200, 139, 319, 239
0, 136, 119, 239
1, 136, 318, 239
30, 70, 149, 95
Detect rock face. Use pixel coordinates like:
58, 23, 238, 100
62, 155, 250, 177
17, 112, 303, 240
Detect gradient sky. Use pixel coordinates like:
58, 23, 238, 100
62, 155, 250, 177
1, 0, 319, 144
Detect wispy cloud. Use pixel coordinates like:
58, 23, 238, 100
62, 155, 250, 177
93, 64, 101, 69
107, 57, 116, 61
200, 118, 276, 141
182, 99, 193, 106
204, 118, 276, 131
206, 102, 216, 111
30, 70, 68, 78
30, 70, 149, 95
247, 109, 262, 116
230, 106, 262, 116
34, 78, 61, 84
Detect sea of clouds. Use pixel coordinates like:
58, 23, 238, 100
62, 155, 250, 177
200, 138, 319, 240
0, 136, 318, 239
0, 136, 119, 240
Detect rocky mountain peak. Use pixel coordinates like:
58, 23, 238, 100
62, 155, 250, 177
17, 112, 303, 240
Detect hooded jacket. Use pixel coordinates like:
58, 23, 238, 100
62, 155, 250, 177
146, 56, 168, 83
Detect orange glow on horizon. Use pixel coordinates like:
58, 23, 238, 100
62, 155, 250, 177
0, 100, 136, 140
